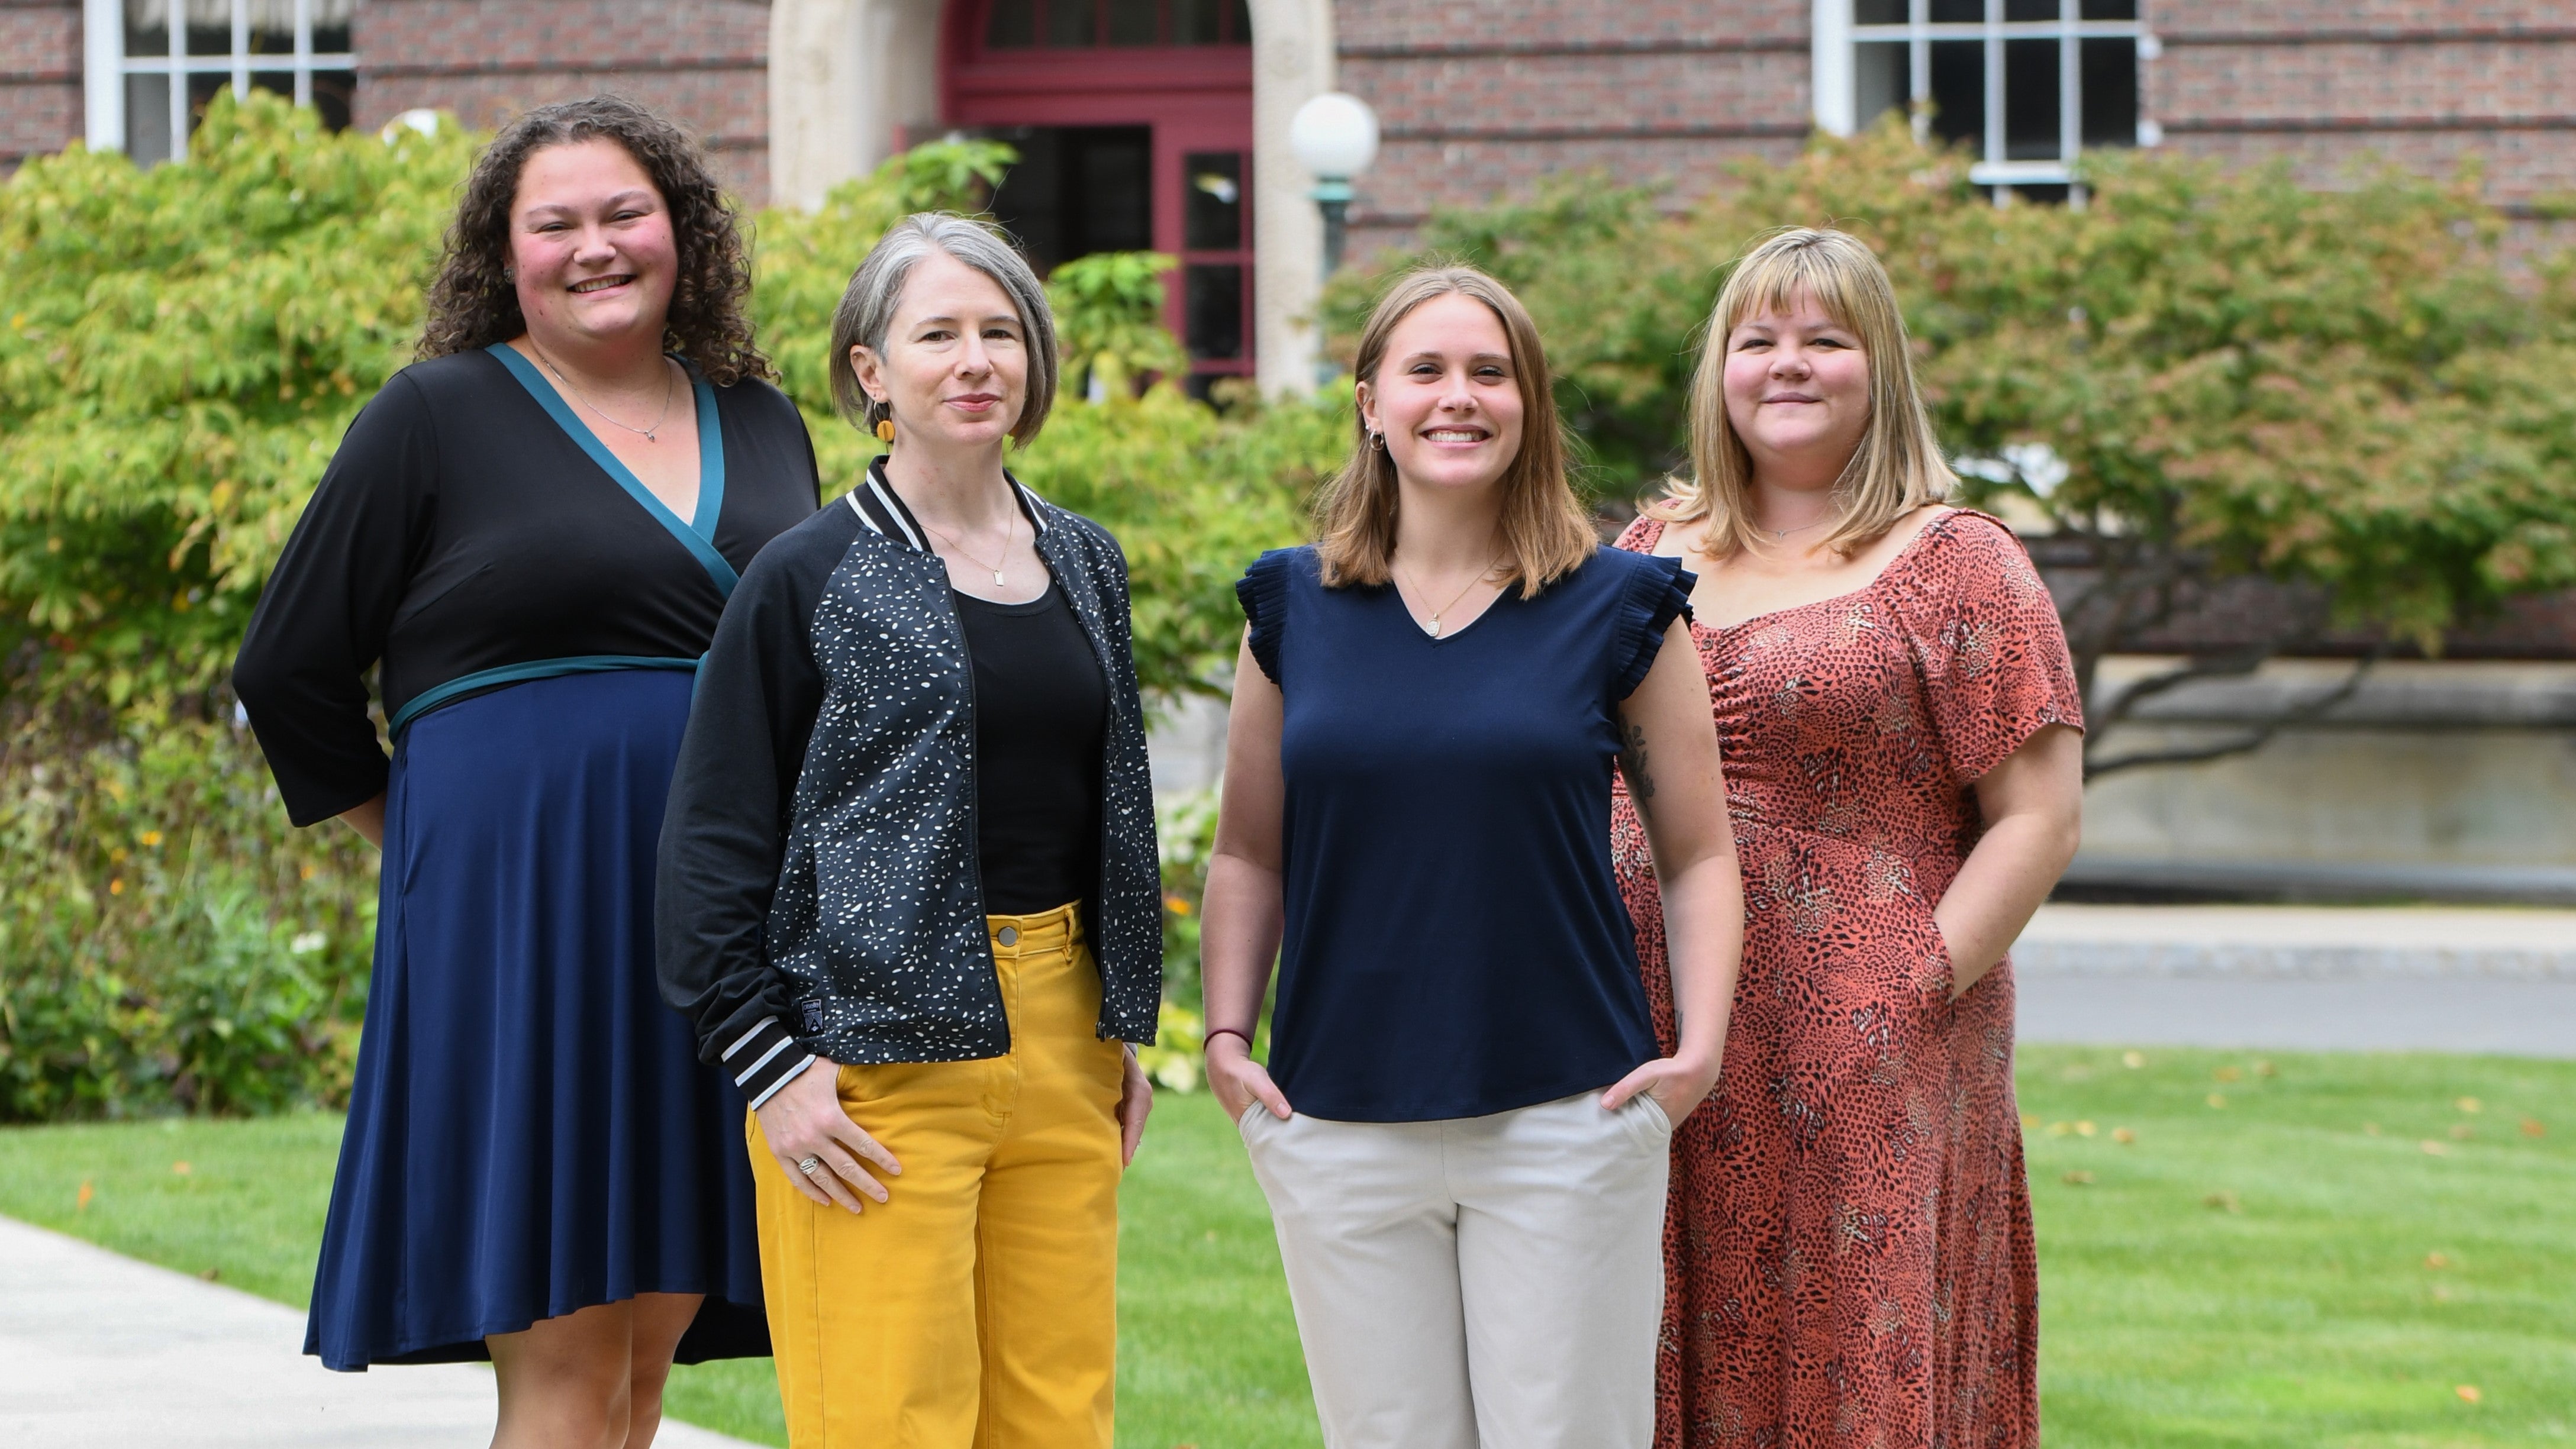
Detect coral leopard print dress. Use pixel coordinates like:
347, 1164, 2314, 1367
1610, 509, 2082, 1448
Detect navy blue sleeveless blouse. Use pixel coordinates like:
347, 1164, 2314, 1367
1236, 544, 1694, 1122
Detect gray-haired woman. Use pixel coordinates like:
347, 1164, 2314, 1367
655, 212, 1162, 1448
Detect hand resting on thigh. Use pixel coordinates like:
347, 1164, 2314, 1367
753, 1058, 903, 1214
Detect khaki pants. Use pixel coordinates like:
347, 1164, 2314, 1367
747, 903, 1125, 1449
1239, 1089, 1674, 1449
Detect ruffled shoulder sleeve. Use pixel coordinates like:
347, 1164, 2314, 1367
1883, 510, 2085, 783
1234, 546, 1306, 687
1609, 549, 1697, 700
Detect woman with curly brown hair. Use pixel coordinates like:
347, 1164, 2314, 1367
233, 95, 815, 1445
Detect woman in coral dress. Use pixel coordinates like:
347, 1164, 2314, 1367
1610, 228, 2085, 1447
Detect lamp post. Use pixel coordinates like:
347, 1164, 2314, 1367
1289, 92, 1381, 281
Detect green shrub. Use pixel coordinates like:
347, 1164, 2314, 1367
1333, 119, 2576, 773
0, 92, 1331, 1119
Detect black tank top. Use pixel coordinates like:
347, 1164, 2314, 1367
952, 583, 1109, 916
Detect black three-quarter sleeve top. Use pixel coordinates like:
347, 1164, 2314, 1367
233, 346, 822, 827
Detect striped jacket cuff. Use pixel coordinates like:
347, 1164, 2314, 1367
721, 1016, 817, 1110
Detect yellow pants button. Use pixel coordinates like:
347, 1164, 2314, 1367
996, 925, 1019, 946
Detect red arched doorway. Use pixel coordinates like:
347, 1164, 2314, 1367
942, 1, 1256, 396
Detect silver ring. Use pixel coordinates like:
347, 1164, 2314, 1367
797, 1155, 823, 1177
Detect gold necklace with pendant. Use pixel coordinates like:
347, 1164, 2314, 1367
1396, 554, 1501, 638
922, 510, 1018, 589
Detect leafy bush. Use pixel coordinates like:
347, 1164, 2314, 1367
1334, 120, 2576, 771
0, 93, 1334, 1118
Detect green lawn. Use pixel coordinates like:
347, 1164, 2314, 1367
2, 1049, 2570, 1446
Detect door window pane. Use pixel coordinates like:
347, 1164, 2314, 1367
1928, 41, 1984, 152
1185, 152, 1243, 250
2080, 38, 2137, 149
1185, 263, 1244, 360
1855, 0, 1907, 23
1047, 0, 1098, 47
1930, 0, 1983, 22
2005, 0, 2056, 21
987, 0, 1036, 47
1178, 0, 1223, 44
2003, 37, 2060, 160
1076, 130, 1152, 251
1855, 41, 1907, 131
2080, 1, 2137, 17
1107, 0, 1158, 46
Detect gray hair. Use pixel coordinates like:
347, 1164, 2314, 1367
828, 212, 1058, 447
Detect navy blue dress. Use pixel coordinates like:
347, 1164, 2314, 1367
235, 347, 820, 1368
1234, 544, 1692, 1123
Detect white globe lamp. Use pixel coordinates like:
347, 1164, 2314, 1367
1289, 92, 1381, 277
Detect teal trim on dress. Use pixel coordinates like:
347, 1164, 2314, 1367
689, 373, 726, 537
388, 654, 701, 735
484, 344, 739, 598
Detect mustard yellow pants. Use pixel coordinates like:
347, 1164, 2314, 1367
747, 903, 1126, 1449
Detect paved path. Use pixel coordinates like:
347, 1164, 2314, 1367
2011, 905, 2576, 1056
0, 1216, 760, 1448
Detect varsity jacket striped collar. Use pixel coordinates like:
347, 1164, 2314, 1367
844, 456, 1050, 550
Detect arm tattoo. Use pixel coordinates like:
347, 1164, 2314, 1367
1621, 722, 1657, 801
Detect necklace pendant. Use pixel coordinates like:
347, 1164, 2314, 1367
993, 569, 1008, 586
1426, 617, 1443, 638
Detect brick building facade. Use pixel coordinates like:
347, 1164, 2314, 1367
5, 1, 2571, 899
11, 3, 2568, 385
0, 1, 81, 174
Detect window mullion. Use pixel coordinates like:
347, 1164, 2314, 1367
232, 0, 249, 101
1908, 0, 1930, 144
169, 0, 189, 162
295, 0, 312, 106
2059, 0, 2080, 167
1982, 0, 2003, 178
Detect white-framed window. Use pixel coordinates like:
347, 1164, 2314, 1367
1812, 1, 2156, 201
83, 0, 355, 166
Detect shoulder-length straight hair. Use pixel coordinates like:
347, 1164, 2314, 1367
417, 94, 769, 386
826, 212, 1059, 448
1649, 227, 1951, 559
1314, 266, 1595, 597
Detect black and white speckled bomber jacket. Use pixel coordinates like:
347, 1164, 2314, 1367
656, 462, 1163, 1108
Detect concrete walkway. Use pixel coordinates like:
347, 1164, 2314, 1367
0, 1216, 760, 1448
2012, 904, 2576, 1056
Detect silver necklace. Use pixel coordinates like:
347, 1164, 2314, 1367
1761, 517, 1830, 541
534, 344, 676, 444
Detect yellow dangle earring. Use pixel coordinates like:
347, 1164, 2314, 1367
875, 417, 895, 444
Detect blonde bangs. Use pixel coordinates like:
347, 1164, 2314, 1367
1649, 227, 1952, 560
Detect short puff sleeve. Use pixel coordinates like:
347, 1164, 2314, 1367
1885, 511, 2085, 784
1609, 550, 1697, 700
1234, 546, 1302, 686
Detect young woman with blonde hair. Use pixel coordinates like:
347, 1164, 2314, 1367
1200, 265, 1746, 1449
1610, 227, 2084, 1445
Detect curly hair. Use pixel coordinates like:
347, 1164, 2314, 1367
417, 94, 770, 385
